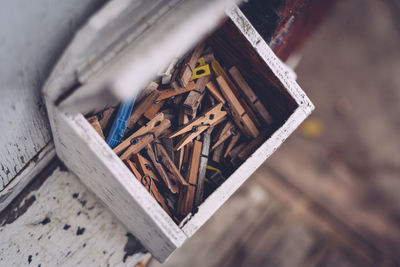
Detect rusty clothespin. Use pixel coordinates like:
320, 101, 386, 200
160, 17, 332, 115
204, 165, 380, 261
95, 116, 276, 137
146, 143, 179, 194
125, 159, 171, 216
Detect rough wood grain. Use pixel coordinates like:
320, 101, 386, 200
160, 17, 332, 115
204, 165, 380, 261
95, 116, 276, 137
45, 103, 186, 262
0, 0, 107, 209
0, 162, 146, 266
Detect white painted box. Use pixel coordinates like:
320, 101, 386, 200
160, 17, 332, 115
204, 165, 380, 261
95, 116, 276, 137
43, 0, 313, 262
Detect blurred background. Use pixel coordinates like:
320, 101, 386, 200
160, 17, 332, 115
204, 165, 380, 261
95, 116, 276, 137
150, 0, 400, 266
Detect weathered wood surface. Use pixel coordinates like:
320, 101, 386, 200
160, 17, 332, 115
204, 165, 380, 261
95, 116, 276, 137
0, 0, 108, 210
0, 159, 146, 266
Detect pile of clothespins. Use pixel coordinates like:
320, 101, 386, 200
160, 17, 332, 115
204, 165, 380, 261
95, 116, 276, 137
86, 42, 273, 221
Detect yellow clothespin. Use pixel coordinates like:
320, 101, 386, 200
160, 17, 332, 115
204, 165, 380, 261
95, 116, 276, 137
197, 57, 206, 66
191, 64, 211, 80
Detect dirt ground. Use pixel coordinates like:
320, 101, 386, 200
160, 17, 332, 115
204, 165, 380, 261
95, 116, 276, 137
150, 0, 400, 266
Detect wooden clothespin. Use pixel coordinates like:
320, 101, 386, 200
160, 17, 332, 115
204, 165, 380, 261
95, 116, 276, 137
206, 81, 226, 104
237, 130, 269, 161
87, 115, 105, 139
143, 102, 164, 121
159, 58, 179, 85
206, 165, 226, 187
191, 64, 211, 80
120, 118, 171, 160
211, 121, 237, 151
216, 76, 259, 138
169, 103, 227, 150
126, 89, 160, 130
145, 144, 179, 194
194, 134, 210, 207
211, 60, 261, 129
183, 76, 210, 116
153, 141, 189, 187
179, 42, 205, 87
125, 159, 171, 216
136, 81, 159, 103
155, 81, 196, 103
228, 142, 247, 166
114, 113, 165, 155
96, 107, 116, 130
212, 143, 223, 164
229, 66, 273, 125
174, 108, 190, 170
133, 153, 160, 183
177, 139, 202, 216
224, 131, 241, 158
160, 137, 174, 162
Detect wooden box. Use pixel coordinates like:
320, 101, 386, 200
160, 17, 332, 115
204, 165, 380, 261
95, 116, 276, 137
43, 0, 313, 262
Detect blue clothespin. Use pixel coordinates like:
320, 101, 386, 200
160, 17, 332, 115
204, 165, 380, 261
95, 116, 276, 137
106, 98, 136, 148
